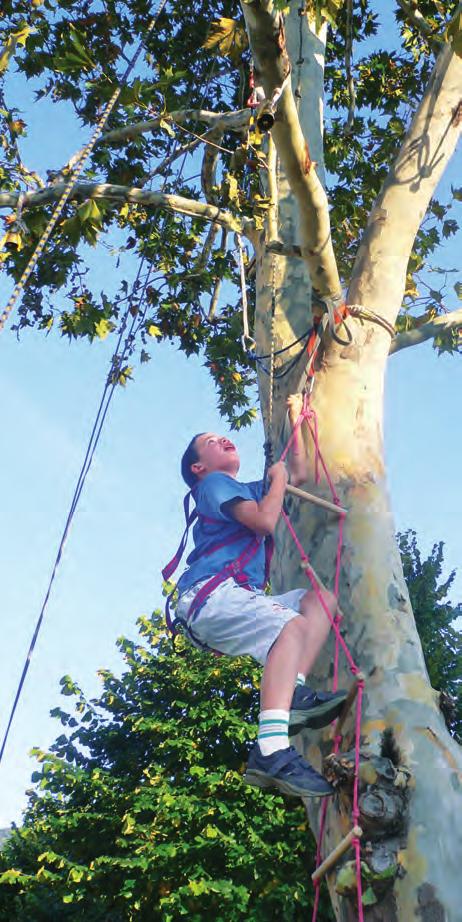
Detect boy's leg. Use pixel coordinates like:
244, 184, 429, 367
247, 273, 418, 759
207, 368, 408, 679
260, 588, 336, 711
245, 589, 344, 798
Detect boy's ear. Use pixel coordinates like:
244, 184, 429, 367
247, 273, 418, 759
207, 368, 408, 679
191, 461, 205, 477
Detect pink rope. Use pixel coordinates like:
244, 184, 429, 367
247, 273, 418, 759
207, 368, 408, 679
280, 410, 306, 462
352, 683, 365, 922
277, 393, 364, 921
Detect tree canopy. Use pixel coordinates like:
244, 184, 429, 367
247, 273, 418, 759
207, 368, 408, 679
398, 530, 462, 743
1, 0, 461, 425
0, 616, 333, 921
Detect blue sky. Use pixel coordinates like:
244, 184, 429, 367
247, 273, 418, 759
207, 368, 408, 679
0, 20, 461, 828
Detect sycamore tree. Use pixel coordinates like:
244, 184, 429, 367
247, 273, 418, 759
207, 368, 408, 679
1, 0, 462, 919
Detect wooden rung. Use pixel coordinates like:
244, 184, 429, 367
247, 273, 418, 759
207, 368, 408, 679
334, 672, 366, 738
311, 826, 363, 883
286, 483, 347, 516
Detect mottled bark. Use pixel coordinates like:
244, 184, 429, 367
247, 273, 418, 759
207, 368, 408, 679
0, 183, 253, 238
240, 0, 341, 298
249, 5, 462, 920
348, 44, 462, 324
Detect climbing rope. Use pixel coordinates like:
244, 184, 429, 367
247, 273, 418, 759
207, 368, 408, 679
0, 0, 168, 334
234, 220, 365, 911
275, 341, 365, 920
294, 5, 305, 113
348, 303, 396, 339
265, 254, 278, 472
0, 256, 154, 764
235, 233, 255, 354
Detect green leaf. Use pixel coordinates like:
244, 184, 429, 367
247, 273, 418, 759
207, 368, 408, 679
117, 365, 133, 386
78, 200, 102, 224
454, 282, 462, 299
203, 18, 248, 61
94, 318, 111, 340
362, 886, 377, 906
159, 118, 175, 139
121, 813, 136, 834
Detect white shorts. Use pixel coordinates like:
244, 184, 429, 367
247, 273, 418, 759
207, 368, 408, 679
176, 577, 306, 665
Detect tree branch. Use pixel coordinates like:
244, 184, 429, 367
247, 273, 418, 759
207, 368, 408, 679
147, 137, 201, 179
396, 0, 444, 51
389, 307, 462, 354
0, 183, 253, 237
239, 0, 342, 299
98, 108, 251, 146
201, 130, 223, 202
349, 43, 462, 323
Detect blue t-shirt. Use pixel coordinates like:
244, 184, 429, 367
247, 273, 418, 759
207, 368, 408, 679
176, 472, 266, 595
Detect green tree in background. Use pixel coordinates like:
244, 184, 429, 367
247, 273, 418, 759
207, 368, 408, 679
398, 530, 462, 743
0, 533, 459, 920
0, 615, 333, 922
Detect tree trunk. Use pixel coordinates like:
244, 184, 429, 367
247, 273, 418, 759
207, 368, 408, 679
252, 7, 462, 921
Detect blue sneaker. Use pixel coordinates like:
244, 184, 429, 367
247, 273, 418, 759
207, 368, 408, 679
289, 686, 347, 733
244, 743, 334, 798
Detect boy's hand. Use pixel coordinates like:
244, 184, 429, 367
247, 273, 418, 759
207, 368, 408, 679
287, 393, 303, 428
268, 461, 288, 487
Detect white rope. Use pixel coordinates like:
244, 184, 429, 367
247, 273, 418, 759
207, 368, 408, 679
235, 233, 255, 351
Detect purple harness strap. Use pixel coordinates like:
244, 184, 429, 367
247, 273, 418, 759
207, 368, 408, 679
162, 491, 197, 583
187, 534, 262, 623
161, 490, 273, 648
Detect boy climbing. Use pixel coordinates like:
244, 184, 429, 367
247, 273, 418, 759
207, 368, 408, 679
164, 395, 346, 798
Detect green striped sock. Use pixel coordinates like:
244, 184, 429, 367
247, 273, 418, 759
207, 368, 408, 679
258, 709, 290, 756
296, 673, 306, 687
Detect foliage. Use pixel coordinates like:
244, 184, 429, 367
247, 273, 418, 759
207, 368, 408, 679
0, 616, 333, 921
398, 530, 462, 742
1, 0, 461, 426
0, 533, 460, 917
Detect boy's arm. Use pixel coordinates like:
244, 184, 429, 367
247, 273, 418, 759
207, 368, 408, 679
286, 394, 309, 487
230, 463, 288, 536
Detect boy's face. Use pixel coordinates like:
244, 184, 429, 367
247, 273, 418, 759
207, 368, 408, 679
191, 433, 240, 480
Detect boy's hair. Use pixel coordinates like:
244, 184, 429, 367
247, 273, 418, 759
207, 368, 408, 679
181, 433, 205, 488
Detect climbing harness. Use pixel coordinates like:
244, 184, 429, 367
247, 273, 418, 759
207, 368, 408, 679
161, 490, 273, 655
0, 0, 168, 334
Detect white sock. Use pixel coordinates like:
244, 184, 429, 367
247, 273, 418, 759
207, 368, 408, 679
258, 709, 290, 756
296, 673, 305, 687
